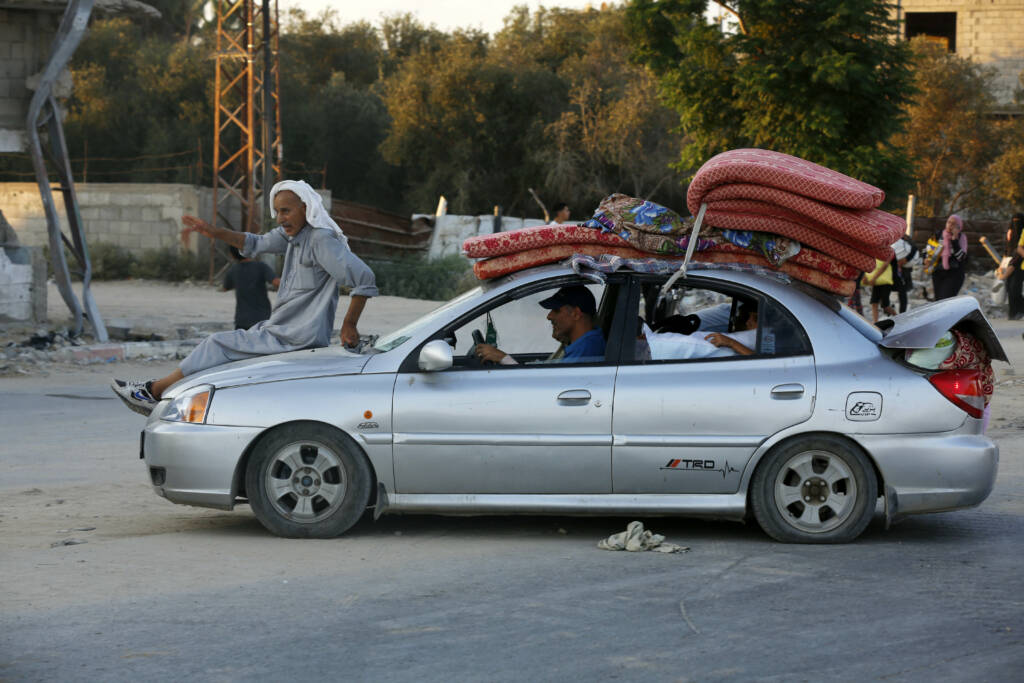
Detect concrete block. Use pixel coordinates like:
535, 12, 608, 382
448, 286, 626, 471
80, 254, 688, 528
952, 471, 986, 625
79, 207, 100, 220
99, 206, 119, 220
70, 344, 125, 363
141, 207, 160, 221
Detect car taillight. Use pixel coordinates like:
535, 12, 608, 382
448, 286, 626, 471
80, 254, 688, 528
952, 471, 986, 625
928, 369, 985, 419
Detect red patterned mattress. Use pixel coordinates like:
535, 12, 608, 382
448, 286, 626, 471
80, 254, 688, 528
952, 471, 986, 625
703, 184, 905, 247
463, 224, 626, 259
473, 244, 657, 279
473, 242, 856, 296
687, 148, 885, 211
692, 251, 856, 297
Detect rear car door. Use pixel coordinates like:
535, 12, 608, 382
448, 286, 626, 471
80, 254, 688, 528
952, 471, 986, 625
611, 275, 816, 494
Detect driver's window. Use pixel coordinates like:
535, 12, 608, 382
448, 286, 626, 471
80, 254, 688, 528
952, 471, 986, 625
448, 282, 608, 367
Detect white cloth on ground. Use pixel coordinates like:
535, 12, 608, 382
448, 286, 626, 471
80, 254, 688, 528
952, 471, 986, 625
597, 521, 689, 553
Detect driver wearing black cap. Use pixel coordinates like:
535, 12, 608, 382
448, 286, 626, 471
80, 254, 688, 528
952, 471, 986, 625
474, 285, 606, 364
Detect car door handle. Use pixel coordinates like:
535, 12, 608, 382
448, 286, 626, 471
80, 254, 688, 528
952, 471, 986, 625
771, 383, 805, 399
557, 389, 592, 405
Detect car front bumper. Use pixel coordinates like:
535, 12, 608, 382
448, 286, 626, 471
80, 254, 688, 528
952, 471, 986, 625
142, 418, 264, 510
857, 431, 999, 520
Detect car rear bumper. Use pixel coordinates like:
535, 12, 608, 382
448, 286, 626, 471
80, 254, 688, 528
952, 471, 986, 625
857, 431, 999, 519
142, 420, 263, 510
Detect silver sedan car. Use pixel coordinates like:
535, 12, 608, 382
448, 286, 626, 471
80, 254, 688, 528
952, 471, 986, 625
139, 263, 1006, 543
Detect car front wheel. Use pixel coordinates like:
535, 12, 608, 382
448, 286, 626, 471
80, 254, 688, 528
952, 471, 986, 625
245, 422, 372, 538
750, 435, 877, 543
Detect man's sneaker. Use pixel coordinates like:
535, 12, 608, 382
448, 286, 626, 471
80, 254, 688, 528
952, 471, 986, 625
111, 378, 158, 416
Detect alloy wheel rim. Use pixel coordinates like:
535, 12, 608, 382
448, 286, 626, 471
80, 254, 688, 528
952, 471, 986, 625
264, 440, 347, 523
773, 449, 858, 534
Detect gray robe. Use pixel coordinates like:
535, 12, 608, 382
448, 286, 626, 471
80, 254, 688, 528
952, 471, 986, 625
180, 224, 377, 376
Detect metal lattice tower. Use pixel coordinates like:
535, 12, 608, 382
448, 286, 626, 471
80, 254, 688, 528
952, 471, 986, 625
211, 0, 281, 274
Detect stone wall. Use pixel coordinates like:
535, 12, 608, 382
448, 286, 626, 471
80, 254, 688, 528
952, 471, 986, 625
898, 0, 1024, 106
0, 183, 207, 254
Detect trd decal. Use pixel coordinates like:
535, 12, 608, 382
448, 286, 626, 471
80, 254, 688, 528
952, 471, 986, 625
848, 402, 878, 417
660, 459, 740, 479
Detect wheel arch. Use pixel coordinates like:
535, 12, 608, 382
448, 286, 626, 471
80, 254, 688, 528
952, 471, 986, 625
743, 430, 885, 518
231, 419, 378, 508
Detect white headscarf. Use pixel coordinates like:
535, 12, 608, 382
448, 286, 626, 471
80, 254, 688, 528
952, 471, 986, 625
270, 179, 347, 246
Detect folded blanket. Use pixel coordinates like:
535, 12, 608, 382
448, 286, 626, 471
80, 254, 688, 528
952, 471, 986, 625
687, 148, 885, 211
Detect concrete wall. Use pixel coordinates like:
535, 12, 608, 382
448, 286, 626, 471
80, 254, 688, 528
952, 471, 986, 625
898, 1, 1024, 106
0, 182, 332, 257
0, 183, 206, 254
424, 214, 547, 259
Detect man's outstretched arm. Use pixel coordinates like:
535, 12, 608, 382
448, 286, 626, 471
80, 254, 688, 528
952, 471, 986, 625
182, 215, 247, 250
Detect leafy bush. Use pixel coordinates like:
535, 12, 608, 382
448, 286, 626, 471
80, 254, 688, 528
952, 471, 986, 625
88, 242, 137, 279
132, 246, 214, 282
366, 254, 474, 300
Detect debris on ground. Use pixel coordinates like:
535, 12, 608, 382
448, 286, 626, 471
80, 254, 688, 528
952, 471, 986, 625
597, 521, 689, 553
50, 538, 88, 548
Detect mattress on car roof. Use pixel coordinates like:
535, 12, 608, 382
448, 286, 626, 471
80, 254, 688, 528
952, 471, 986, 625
472, 242, 856, 296
687, 148, 885, 212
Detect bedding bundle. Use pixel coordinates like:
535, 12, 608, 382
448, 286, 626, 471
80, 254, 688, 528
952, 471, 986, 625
463, 149, 906, 297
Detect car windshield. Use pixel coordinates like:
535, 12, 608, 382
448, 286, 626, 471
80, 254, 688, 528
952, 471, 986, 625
370, 286, 485, 353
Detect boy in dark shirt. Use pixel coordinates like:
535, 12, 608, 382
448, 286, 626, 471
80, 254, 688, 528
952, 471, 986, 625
223, 246, 280, 330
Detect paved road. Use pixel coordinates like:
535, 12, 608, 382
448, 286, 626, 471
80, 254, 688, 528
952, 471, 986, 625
1, 358, 1022, 681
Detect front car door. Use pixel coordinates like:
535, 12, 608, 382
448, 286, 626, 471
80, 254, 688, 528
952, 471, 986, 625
612, 275, 817, 494
392, 276, 628, 494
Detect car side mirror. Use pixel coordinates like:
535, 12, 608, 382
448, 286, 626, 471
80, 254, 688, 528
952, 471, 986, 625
418, 339, 453, 372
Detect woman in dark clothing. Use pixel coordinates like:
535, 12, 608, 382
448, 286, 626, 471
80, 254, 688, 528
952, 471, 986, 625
1005, 213, 1024, 320
932, 214, 968, 300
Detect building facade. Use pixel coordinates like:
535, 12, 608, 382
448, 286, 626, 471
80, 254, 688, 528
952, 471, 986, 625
896, 0, 1024, 108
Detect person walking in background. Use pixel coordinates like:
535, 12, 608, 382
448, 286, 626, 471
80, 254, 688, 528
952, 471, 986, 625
893, 236, 918, 314
223, 245, 280, 330
552, 202, 571, 224
864, 258, 895, 323
1004, 213, 1024, 320
932, 214, 968, 300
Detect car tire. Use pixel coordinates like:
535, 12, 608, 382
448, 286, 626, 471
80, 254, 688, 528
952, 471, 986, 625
245, 422, 372, 539
750, 435, 877, 544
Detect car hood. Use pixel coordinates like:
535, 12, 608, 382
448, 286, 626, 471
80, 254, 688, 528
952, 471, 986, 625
165, 346, 371, 397
877, 295, 1008, 363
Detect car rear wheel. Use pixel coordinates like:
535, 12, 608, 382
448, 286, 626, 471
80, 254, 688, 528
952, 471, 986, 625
245, 422, 372, 538
751, 435, 877, 543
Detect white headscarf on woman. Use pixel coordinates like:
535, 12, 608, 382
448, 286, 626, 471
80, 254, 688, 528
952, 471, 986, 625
269, 179, 347, 246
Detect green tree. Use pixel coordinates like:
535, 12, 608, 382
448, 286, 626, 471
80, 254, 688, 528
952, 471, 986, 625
895, 38, 1003, 217
626, 0, 914, 197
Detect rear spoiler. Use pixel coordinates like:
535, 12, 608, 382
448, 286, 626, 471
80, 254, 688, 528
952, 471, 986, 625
873, 296, 1008, 363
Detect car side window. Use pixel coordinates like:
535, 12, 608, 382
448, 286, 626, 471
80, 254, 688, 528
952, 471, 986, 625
627, 278, 809, 363
444, 281, 610, 368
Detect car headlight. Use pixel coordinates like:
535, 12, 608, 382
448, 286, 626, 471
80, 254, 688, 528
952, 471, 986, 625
163, 384, 213, 424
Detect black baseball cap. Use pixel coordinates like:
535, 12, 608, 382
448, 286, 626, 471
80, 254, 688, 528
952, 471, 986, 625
539, 285, 597, 315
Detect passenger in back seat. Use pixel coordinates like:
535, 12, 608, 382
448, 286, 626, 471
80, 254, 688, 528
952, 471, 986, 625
703, 300, 758, 356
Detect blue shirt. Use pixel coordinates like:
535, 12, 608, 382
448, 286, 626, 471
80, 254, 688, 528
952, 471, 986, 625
562, 328, 605, 363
